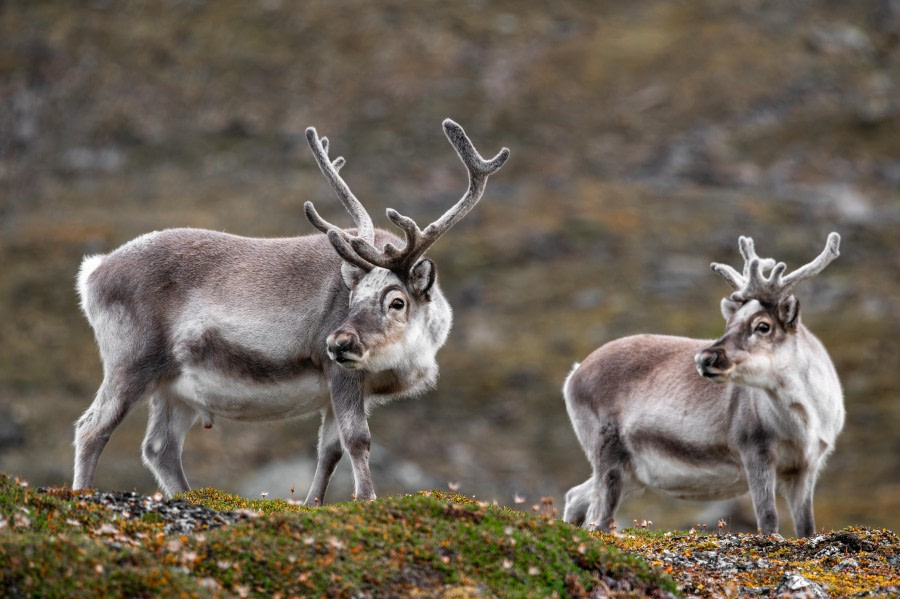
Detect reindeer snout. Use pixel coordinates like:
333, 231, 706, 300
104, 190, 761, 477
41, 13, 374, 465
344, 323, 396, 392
327, 330, 361, 363
695, 348, 730, 380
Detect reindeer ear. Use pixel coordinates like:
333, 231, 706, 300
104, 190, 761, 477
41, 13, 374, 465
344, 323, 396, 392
409, 258, 436, 298
341, 263, 365, 290
720, 297, 741, 321
778, 295, 800, 331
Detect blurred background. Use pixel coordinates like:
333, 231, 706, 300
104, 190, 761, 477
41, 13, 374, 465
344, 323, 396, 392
1, 1, 898, 534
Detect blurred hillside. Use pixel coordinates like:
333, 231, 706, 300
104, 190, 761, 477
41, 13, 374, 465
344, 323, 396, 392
1, 1, 898, 533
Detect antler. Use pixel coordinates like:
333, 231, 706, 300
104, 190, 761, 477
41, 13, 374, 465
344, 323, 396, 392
711, 233, 841, 303
710, 236, 776, 291
303, 126, 377, 271
306, 119, 509, 276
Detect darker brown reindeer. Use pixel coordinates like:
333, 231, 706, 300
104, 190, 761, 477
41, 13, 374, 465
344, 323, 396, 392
74, 119, 509, 502
563, 234, 843, 537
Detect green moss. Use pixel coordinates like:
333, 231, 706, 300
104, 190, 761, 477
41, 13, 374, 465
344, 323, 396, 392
178, 487, 311, 515
4, 473, 898, 596
1, 475, 676, 597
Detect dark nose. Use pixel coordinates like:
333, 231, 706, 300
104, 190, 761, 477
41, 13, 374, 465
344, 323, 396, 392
695, 348, 724, 375
327, 331, 358, 358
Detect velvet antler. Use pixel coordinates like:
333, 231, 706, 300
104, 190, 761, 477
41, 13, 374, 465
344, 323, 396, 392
711, 233, 841, 303
305, 119, 509, 277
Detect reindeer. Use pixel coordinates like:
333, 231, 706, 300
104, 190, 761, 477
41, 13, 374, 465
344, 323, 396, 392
73, 119, 509, 502
562, 233, 844, 537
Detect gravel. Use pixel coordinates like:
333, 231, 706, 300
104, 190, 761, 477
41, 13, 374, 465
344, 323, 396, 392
37, 488, 251, 534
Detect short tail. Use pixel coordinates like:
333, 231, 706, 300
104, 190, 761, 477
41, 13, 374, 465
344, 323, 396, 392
562, 361, 596, 461
76, 254, 105, 320
562, 362, 581, 399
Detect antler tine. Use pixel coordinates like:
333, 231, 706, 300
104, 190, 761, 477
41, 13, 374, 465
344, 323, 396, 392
737, 237, 777, 275
304, 201, 335, 235
732, 257, 781, 301
738, 237, 758, 279
710, 262, 745, 291
305, 127, 375, 245
710, 235, 759, 291
304, 202, 374, 272
326, 230, 375, 273
420, 119, 510, 242
338, 119, 509, 275
777, 232, 841, 293
712, 235, 781, 296
717, 232, 841, 303
390, 119, 509, 271
346, 208, 424, 269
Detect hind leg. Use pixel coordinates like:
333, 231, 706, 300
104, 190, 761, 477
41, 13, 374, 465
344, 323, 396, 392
73, 376, 144, 491
781, 471, 816, 537
584, 422, 629, 531
584, 469, 624, 531
563, 477, 593, 527
141, 390, 197, 497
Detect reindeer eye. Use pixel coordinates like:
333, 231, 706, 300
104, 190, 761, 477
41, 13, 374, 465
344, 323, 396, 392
755, 322, 772, 335
389, 298, 406, 311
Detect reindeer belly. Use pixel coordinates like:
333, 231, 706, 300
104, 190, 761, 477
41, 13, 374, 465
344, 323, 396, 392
626, 432, 747, 500
169, 367, 330, 422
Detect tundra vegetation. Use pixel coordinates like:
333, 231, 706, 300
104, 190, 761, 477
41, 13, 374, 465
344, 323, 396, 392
1, 475, 897, 597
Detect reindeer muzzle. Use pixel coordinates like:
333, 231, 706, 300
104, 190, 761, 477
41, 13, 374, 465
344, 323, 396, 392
327, 330, 364, 367
695, 347, 731, 381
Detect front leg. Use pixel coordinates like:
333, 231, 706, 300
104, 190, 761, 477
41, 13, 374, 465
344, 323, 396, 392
741, 445, 778, 535
328, 366, 376, 501
304, 405, 343, 506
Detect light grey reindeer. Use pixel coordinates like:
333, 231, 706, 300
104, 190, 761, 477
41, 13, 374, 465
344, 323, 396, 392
562, 233, 843, 537
74, 119, 509, 502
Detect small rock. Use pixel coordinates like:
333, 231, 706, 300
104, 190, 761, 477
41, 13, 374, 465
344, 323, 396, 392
833, 530, 864, 553
774, 572, 829, 598
833, 557, 859, 572
816, 544, 841, 559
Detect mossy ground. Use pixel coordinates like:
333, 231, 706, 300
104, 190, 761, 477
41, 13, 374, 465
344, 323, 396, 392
0, 474, 676, 597
597, 526, 900, 597
3, 473, 897, 597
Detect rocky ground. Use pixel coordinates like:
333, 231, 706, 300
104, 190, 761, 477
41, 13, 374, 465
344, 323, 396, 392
63, 488, 251, 535
599, 526, 900, 597
2, 478, 894, 597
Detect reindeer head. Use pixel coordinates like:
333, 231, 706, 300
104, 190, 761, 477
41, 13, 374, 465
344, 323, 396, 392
304, 119, 509, 372
695, 233, 840, 385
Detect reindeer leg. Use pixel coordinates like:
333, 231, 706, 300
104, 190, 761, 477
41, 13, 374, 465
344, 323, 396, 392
327, 367, 375, 501
781, 472, 816, 537
585, 467, 624, 532
73, 373, 145, 491
304, 405, 344, 506
563, 477, 593, 527
741, 446, 779, 535
141, 390, 197, 497
585, 422, 627, 531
